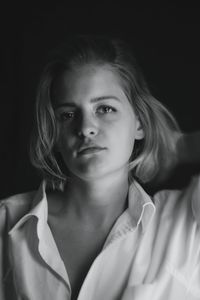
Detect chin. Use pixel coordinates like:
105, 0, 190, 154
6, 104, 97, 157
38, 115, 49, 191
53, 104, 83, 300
65, 157, 128, 181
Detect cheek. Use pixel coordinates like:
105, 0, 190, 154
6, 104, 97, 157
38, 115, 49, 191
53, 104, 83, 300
125, 133, 135, 157
122, 123, 137, 154
56, 129, 72, 152
110, 122, 135, 155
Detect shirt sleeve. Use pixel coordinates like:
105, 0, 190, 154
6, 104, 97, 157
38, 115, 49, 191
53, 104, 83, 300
190, 174, 200, 225
0, 202, 7, 300
0, 201, 18, 300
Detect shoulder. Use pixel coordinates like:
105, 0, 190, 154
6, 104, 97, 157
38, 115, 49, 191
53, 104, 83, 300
153, 173, 200, 224
0, 190, 37, 231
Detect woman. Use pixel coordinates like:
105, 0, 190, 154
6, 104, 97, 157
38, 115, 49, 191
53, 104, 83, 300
0, 35, 199, 300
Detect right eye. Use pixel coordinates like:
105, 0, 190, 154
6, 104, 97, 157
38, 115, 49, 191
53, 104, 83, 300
59, 111, 75, 121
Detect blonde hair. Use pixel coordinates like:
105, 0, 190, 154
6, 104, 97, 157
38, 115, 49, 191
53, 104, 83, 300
30, 35, 181, 190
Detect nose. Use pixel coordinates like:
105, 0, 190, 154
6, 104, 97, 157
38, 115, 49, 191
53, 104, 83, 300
77, 114, 98, 138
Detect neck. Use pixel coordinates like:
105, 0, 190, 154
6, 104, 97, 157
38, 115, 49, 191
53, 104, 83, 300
63, 169, 129, 230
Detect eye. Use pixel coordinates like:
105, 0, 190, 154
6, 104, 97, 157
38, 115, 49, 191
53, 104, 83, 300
96, 105, 116, 114
59, 111, 75, 121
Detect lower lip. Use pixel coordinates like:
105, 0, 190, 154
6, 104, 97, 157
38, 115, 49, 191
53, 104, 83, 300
78, 148, 105, 156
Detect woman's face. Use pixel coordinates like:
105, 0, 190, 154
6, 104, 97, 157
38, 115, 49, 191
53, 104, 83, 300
53, 64, 144, 181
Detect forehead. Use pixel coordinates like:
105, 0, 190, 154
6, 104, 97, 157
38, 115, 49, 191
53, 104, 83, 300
52, 64, 127, 105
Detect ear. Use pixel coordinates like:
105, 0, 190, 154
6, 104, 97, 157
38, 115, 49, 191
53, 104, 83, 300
135, 117, 144, 140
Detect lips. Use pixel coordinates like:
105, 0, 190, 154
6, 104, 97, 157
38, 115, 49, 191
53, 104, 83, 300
77, 146, 106, 155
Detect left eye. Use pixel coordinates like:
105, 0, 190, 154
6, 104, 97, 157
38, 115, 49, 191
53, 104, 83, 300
97, 106, 116, 114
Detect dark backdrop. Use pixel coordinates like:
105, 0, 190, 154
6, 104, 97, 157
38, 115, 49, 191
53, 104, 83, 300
0, 3, 200, 198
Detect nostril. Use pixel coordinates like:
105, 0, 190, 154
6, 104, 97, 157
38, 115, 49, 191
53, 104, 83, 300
78, 128, 97, 138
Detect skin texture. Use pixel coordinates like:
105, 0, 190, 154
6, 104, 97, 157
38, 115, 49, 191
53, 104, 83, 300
54, 64, 144, 183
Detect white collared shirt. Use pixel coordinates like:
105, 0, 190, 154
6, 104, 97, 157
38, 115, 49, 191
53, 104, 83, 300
0, 175, 200, 300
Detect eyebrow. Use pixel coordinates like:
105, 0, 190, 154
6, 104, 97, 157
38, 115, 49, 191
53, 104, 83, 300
54, 96, 121, 109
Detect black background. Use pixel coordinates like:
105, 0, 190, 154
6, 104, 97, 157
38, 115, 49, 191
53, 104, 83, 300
0, 3, 200, 198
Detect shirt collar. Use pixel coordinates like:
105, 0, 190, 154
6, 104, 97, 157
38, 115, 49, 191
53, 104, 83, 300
128, 180, 155, 231
9, 179, 155, 235
8, 180, 69, 286
9, 180, 48, 234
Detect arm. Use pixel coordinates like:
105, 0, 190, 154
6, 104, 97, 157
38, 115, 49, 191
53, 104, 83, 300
176, 131, 200, 165
146, 131, 200, 194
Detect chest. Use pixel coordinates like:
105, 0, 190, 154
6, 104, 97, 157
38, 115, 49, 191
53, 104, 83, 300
49, 220, 108, 299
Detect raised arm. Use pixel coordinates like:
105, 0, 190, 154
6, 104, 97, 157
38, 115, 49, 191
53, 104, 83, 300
145, 131, 200, 194
177, 131, 200, 165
